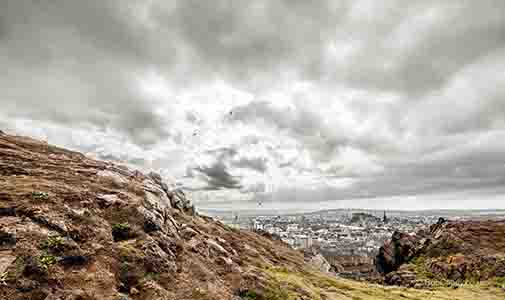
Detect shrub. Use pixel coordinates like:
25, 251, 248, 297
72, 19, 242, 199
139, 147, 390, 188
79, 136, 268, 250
264, 285, 290, 300
41, 235, 65, 252
22, 256, 48, 278
39, 254, 57, 268
112, 223, 131, 242
238, 290, 259, 300
118, 262, 141, 293
492, 277, 505, 288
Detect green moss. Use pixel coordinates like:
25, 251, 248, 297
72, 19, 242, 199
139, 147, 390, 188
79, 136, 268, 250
264, 285, 291, 300
112, 222, 130, 231
14, 257, 25, 276
41, 235, 65, 250
32, 191, 49, 201
239, 290, 259, 300
491, 277, 505, 288
191, 288, 211, 300
39, 254, 57, 268
112, 223, 132, 241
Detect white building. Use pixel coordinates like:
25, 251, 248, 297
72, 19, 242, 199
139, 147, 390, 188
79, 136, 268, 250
253, 220, 264, 231
287, 224, 299, 232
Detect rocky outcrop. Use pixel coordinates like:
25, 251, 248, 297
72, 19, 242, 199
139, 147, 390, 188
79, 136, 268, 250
376, 217, 505, 287
375, 230, 421, 274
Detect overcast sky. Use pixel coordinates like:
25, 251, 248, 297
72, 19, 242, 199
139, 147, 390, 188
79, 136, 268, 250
2, 0, 505, 212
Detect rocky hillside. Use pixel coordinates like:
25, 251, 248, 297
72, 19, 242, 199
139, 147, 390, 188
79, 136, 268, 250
376, 217, 505, 288
1, 131, 504, 300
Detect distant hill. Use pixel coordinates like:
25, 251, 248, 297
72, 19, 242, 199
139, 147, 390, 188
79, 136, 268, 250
305, 208, 505, 217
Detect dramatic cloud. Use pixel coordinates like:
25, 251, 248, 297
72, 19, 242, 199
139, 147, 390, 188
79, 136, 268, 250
194, 161, 242, 191
1, 0, 505, 211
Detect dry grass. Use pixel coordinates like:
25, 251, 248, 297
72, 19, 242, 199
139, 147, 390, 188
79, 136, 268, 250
261, 267, 505, 300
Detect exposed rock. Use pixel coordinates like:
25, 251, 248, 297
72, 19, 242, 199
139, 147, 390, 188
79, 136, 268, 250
97, 169, 128, 186
143, 179, 172, 212
97, 194, 126, 207
376, 231, 419, 274
384, 265, 418, 287
147, 171, 163, 185
308, 254, 332, 273
377, 217, 505, 286
0, 207, 16, 217
58, 255, 89, 267
43, 289, 90, 300
0, 250, 16, 274
303, 248, 332, 273
141, 239, 176, 273
207, 239, 229, 256
0, 231, 16, 249
180, 226, 198, 240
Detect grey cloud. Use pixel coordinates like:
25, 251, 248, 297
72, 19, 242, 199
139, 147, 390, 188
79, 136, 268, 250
233, 157, 268, 173
230, 101, 324, 139
156, 0, 505, 95
203, 145, 268, 173
3, 0, 505, 210
230, 101, 354, 160
160, 0, 345, 87
325, 1, 505, 95
0, 0, 171, 146
205, 147, 239, 160
251, 137, 505, 205
194, 161, 242, 190
242, 182, 266, 194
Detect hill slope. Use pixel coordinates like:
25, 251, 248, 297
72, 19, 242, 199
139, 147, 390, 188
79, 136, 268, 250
0, 132, 503, 300
377, 217, 505, 288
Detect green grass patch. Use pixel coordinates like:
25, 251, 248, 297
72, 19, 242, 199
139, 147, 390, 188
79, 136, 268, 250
259, 265, 505, 300
32, 191, 49, 201
41, 235, 65, 251
239, 290, 259, 300
38, 254, 57, 268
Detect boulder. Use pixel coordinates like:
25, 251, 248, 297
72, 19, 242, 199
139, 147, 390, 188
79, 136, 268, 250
180, 226, 198, 240
307, 253, 332, 274
207, 239, 229, 256
97, 169, 128, 186
376, 231, 419, 274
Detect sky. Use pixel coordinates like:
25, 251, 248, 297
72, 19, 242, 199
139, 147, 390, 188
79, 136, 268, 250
1, 0, 505, 212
